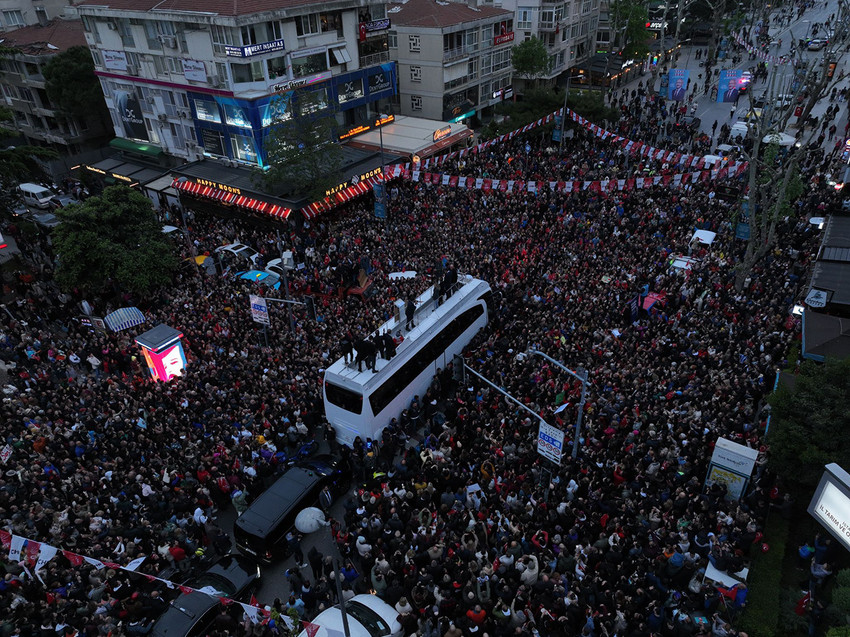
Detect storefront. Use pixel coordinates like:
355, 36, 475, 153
76, 156, 167, 192
341, 115, 472, 163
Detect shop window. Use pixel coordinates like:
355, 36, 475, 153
231, 61, 265, 83
225, 104, 251, 128
194, 99, 221, 123
266, 55, 288, 79
298, 87, 329, 116
291, 53, 328, 78
231, 134, 258, 163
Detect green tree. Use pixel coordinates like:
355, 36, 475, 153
610, 0, 650, 58
42, 45, 108, 121
258, 89, 344, 203
767, 357, 850, 492
52, 185, 177, 295
511, 37, 552, 87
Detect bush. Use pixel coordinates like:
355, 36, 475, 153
738, 513, 790, 637
836, 569, 850, 589
833, 588, 850, 615
826, 627, 850, 637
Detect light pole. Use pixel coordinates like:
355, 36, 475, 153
295, 507, 351, 637
527, 348, 589, 460
377, 114, 389, 219
559, 74, 585, 153
275, 230, 295, 334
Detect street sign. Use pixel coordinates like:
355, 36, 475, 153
249, 295, 270, 325
537, 422, 565, 465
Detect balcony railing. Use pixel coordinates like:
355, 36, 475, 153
360, 51, 390, 66
443, 43, 477, 61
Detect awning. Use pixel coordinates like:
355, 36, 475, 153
802, 310, 850, 362
109, 138, 164, 158
302, 174, 384, 219
104, 307, 147, 332
171, 178, 291, 219
331, 47, 352, 64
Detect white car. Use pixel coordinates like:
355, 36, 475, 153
215, 243, 259, 267
297, 594, 402, 637
265, 253, 295, 278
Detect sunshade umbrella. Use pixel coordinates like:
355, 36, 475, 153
104, 307, 146, 332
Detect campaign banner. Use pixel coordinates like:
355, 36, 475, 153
373, 183, 386, 218
249, 295, 270, 326
114, 88, 148, 141
668, 69, 689, 101
717, 70, 743, 103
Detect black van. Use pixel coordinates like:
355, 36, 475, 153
234, 455, 348, 564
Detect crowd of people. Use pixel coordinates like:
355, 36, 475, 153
0, 79, 844, 636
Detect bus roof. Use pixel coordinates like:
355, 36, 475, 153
324, 275, 489, 390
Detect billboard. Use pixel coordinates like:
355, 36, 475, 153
808, 464, 850, 551
668, 69, 689, 101
717, 70, 743, 103
114, 88, 148, 141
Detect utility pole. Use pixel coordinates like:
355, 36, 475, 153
275, 230, 295, 333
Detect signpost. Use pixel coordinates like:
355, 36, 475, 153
537, 422, 565, 466
249, 295, 270, 326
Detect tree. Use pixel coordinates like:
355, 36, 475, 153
258, 89, 344, 203
42, 45, 108, 121
511, 37, 552, 87
610, 0, 650, 59
52, 185, 177, 295
767, 358, 850, 492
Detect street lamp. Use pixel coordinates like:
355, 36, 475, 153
527, 348, 589, 460
295, 507, 351, 637
559, 74, 585, 153
377, 113, 389, 219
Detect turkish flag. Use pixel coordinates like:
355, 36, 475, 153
303, 621, 321, 637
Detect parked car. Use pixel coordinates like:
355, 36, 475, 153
215, 243, 260, 268
150, 554, 261, 637
30, 211, 61, 229
234, 269, 281, 290
296, 594, 402, 637
17, 183, 54, 209
808, 38, 828, 50
48, 194, 78, 211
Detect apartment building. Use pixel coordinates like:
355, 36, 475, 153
0, 0, 76, 32
389, 0, 514, 122
0, 18, 111, 154
76, 0, 397, 166
494, 0, 600, 83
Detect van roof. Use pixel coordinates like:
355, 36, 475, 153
18, 183, 51, 192
234, 468, 320, 538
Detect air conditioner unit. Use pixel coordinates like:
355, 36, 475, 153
157, 113, 168, 121
127, 64, 139, 76
161, 35, 177, 49
210, 74, 222, 88
178, 110, 189, 118
186, 141, 197, 149
107, 21, 118, 30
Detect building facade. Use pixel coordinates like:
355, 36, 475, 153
77, 0, 397, 166
493, 0, 600, 83
388, 0, 514, 122
0, 0, 76, 32
0, 18, 111, 154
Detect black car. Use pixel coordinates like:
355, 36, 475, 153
151, 554, 261, 637
234, 454, 350, 564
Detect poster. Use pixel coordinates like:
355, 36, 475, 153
103, 50, 128, 71
201, 129, 225, 156
114, 89, 148, 141
373, 182, 386, 219
668, 69, 689, 101
250, 295, 270, 325
182, 59, 207, 83
717, 70, 743, 103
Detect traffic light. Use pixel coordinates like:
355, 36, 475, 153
305, 296, 316, 321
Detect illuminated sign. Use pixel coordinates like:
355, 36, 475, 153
337, 114, 395, 141
324, 167, 383, 197
111, 173, 133, 182
196, 178, 242, 195
492, 86, 514, 101
647, 21, 664, 29
225, 39, 286, 58
270, 71, 332, 93
809, 464, 850, 552
494, 32, 515, 45
359, 18, 391, 34
433, 126, 452, 142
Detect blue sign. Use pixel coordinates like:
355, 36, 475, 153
373, 182, 386, 219
553, 115, 562, 142
717, 70, 743, 103
668, 69, 689, 101
628, 294, 640, 323
225, 39, 286, 58
735, 222, 751, 240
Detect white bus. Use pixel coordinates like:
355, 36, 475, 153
323, 275, 491, 447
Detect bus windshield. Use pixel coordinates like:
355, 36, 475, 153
324, 381, 363, 414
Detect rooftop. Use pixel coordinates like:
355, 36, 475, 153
1, 19, 87, 56
77, 0, 334, 16
388, 0, 511, 28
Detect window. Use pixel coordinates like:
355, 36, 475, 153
291, 52, 327, 78
369, 305, 484, 415
153, 56, 168, 76
267, 20, 283, 41
482, 24, 493, 43
582, 0, 591, 13
90, 49, 103, 67
231, 61, 265, 83
296, 14, 319, 36
166, 56, 182, 74
116, 19, 135, 48
580, 21, 589, 36
411, 95, 422, 111
241, 25, 258, 46
541, 9, 554, 25
2, 10, 24, 27
18, 87, 34, 102
298, 86, 329, 115
468, 59, 478, 80
35, 7, 47, 23
408, 34, 420, 52
388, 32, 397, 48
211, 25, 235, 55
410, 65, 421, 82
370, 4, 387, 20
570, 24, 579, 38
492, 48, 511, 72
266, 55, 287, 79
231, 134, 257, 163
215, 63, 228, 84
319, 12, 344, 35
145, 21, 162, 49
596, 30, 609, 43
517, 7, 533, 30
194, 98, 221, 123
325, 382, 363, 414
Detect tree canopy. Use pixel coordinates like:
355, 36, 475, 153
767, 357, 850, 491
610, 0, 651, 58
258, 90, 344, 203
52, 185, 177, 295
42, 45, 109, 121
511, 38, 552, 84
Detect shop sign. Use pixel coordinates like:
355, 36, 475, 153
270, 71, 331, 93
337, 114, 394, 141
368, 69, 392, 94
494, 32, 515, 45
359, 18, 391, 41
225, 39, 286, 58
325, 167, 382, 197
433, 126, 452, 142
195, 178, 242, 195
103, 50, 128, 71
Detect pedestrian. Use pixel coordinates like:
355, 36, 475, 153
405, 296, 416, 331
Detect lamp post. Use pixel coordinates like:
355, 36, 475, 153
275, 230, 295, 334
377, 113, 389, 219
559, 74, 585, 153
527, 348, 589, 460
295, 507, 351, 637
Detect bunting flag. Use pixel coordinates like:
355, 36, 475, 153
124, 556, 147, 572
303, 621, 321, 637
732, 32, 790, 65
63, 550, 84, 567
9, 535, 25, 563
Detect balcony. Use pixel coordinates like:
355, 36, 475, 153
539, 20, 557, 30
360, 51, 390, 67
444, 44, 477, 62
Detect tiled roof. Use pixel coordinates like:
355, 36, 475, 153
77, 0, 332, 16
2, 19, 87, 55
388, 0, 511, 28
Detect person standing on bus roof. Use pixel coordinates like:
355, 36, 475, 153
405, 297, 416, 331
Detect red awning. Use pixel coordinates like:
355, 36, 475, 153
171, 178, 290, 220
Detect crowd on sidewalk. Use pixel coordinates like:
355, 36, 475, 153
0, 116, 843, 637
